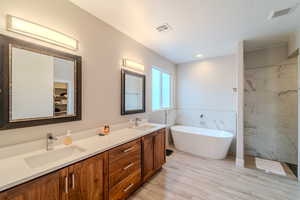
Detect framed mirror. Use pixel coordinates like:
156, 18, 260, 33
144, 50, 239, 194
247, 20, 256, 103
121, 69, 145, 115
0, 34, 82, 129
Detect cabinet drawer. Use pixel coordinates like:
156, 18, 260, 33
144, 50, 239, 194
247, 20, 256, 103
109, 152, 141, 188
109, 139, 141, 163
109, 170, 141, 200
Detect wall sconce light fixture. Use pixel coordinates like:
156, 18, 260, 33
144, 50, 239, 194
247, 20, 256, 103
122, 59, 145, 73
7, 15, 78, 50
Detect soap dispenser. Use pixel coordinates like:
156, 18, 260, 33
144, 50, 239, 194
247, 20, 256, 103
63, 130, 73, 145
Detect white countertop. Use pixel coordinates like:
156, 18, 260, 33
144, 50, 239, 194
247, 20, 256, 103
0, 123, 166, 192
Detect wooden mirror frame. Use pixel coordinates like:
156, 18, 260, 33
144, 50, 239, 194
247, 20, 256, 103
121, 69, 146, 115
0, 34, 82, 130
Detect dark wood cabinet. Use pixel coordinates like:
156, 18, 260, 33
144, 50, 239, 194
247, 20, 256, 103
0, 128, 166, 200
142, 129, 166, 182
154, 129, 166, 170
142, 133, 156, 182
108, 139, 142, 200
109, 170, 141, 200
2, 152, 109, 200
0, 172, 60, 200
61, 153, 108, 200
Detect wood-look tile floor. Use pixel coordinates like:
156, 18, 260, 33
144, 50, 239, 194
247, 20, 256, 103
130, 151, 300, 200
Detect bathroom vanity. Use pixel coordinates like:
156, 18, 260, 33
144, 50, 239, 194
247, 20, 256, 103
0, 26, 166, 200
0, 127, 166, 200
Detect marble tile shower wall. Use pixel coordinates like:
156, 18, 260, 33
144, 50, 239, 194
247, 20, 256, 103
176, 109, 237, 152
244, 58, 298, 164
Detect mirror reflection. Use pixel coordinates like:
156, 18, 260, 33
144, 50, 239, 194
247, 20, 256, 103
121, 69, 145, 115
10, 46, 76, 122
125, 73, 144, 111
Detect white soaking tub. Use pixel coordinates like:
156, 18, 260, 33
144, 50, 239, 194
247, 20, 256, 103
171, 125, 233, 159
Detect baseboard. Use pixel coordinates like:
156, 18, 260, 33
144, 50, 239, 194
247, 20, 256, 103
236, 158, 245, 168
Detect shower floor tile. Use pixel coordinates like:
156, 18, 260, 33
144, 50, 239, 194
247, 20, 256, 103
245, 155, 297, 179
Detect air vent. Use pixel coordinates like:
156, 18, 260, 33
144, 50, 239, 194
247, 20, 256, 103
269, 4, 299, 19
156, 23, 172, 32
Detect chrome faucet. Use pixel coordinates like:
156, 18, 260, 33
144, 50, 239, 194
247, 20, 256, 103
46, 133, 58, 151
134, 118, 142, 127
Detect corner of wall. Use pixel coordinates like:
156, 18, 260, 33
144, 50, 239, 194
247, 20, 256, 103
236, 158, 245, 168
288, 30, 300, 57
236, 40, 245, 165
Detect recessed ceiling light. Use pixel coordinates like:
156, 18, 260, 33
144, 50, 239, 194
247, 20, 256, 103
195, 54, 204, 58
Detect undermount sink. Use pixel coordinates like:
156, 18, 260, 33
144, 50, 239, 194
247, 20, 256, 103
25, 145, 86, 169
134, 124, 157, 131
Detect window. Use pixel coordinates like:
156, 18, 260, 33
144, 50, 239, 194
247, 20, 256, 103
152, 67, 172, 111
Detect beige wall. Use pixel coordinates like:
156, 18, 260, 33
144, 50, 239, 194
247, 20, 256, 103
177, 55, 237, 112
176, 55, 237, 152
0, 0, 176, 147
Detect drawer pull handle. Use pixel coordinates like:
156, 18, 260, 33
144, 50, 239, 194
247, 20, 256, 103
65, 176, 68, 194
123, 146, 134, 153
123, 183, 134, 192
71, 173, 75, 189
123, 163, 134, 170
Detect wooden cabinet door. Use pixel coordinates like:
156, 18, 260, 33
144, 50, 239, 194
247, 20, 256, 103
154, 129, 166, 170
0, 172, 60, 200
68, 152, 108, 200
142, 133, 155, 181
59, 168, 69, 200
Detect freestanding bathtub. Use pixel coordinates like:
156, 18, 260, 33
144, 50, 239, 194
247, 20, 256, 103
171, 125, 233, 159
